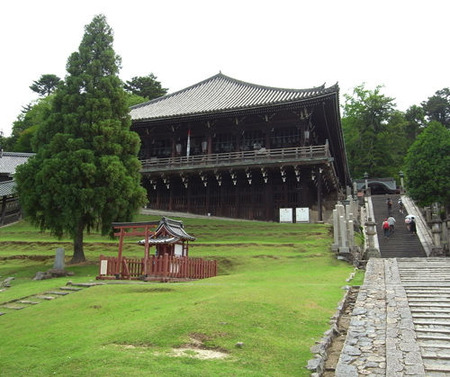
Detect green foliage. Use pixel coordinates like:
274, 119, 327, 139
421, 88, 450, 128
8, 96, 53, 152
15, 14, 146, 263
29, 74, 62, 97
125, 92, 148, 107
342, 83, 403, 178
0, 217, 356, 376
404, 121, 450, 208
405, 104, 425, 140
124, 73, 168, 100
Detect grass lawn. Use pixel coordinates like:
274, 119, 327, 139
0, 215, 363, 377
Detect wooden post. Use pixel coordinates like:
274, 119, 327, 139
117, 228, 125, 277
317, 167, 323, 222
162, 253, 169, 281
142, 225, 150, 276
0, 196, 6, 226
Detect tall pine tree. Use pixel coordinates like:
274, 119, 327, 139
16, 14, 146, 263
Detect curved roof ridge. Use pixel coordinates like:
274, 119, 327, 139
215, 72, 326, 94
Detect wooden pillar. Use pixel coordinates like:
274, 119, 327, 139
207, 134, 213, 155
264, 182, 273, 221
1, 196, 6, 226
168, 182, 173, 211
265, 128, 271, 149
206, 182, 210, 215
171, 137, 176, 157
317, 167, 323, 222
235, 182, 240, 218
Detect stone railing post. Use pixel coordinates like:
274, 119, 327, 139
338, 215, 349, 254
364, 217, 380, 258
444, 216, 450, 253
332, 209, 339, 252
430, 216, 444, 256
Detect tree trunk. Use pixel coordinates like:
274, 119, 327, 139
71, 220, 86, 263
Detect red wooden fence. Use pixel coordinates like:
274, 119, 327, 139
97, 254, 217, 281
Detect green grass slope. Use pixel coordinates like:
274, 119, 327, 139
0, 215, 361, 377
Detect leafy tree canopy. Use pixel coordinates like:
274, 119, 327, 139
404, 121, 450, 208
342, 84, 401, 178
29, 74, 62, 97
9, 96, 54, 152
124, 73, 168, 100
404, 104, 426, 140
421, 88, 450, 128
15, 14, 146, 263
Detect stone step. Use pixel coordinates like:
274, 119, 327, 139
34, 295, 55, 300
416, 327, 450, 335
46, 291, 69, 296
59, 286, 82, 291
409, 298, 450, 302
414, 320, 450, 326
413, 314, 450, 319
17, 300, 39, 305
423, 353, 450, 360
423, 362, 450, 372
411, 308, 450, 314
409, 302, 450, 308
417, 334, 450, 341
68, 282, 104, 287
420, 342, 450, 349
2, 304, 25, 310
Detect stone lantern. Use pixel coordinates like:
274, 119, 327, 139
399, 171, 404, 193
364, 172, 370, 196
364, 217, 380, 258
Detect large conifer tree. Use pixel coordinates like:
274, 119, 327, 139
16, 14, 146, 263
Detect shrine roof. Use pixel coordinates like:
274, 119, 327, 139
155, 217, 196, 241
130, 73, 338, 122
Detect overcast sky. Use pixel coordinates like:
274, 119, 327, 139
1, 0, 448, 137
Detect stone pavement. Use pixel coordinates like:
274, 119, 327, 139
336, 257, 450, 377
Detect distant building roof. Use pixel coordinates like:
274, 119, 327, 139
0, 151, 34, 177
131, 72, 338, 122
0, 180, 16, 197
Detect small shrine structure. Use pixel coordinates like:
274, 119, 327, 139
97, 217, 217, 282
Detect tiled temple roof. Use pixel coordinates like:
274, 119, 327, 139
0, 152, 34, 177
131, 73, 338, 121
0, 180, 16, 197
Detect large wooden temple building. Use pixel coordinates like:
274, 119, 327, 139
130, 73, 351, 222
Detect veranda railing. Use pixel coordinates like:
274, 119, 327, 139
141, 144, 331, 172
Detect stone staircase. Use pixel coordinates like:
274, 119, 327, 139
0, 282, 103, 316
398, 258, 450, 375
371, 194, 426, 258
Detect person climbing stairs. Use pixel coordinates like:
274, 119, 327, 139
371, 194, 426, 258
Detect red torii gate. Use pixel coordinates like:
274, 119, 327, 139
112, 221, 159, 277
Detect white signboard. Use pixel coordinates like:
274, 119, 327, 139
174, 244, 183, 256
100, 260, 108, 275
296, 207, 310, 223
279, 208, 293, 223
